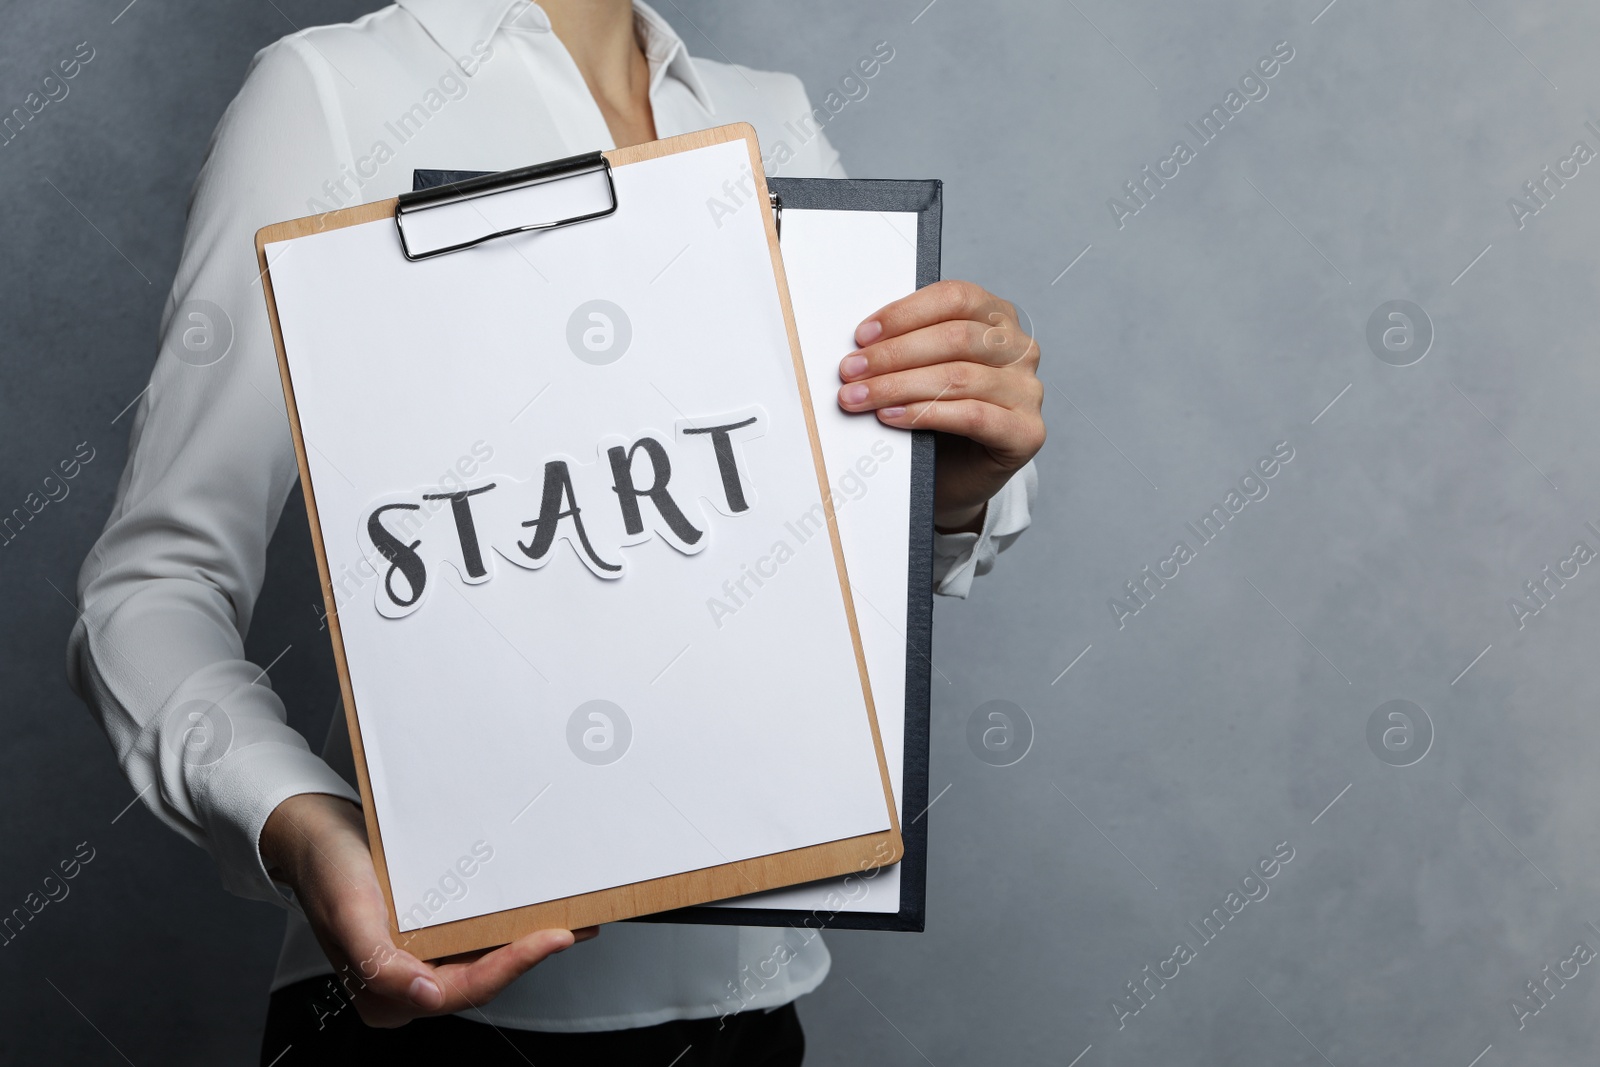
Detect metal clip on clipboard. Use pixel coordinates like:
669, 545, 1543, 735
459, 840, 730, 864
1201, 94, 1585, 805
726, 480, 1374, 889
394, 151, 619, 261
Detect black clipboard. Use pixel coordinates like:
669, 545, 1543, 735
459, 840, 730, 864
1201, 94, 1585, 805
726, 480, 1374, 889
410, 169, 940, 932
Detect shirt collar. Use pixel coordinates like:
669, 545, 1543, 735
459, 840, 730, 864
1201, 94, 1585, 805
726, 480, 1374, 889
395, 0, 522, 71
631, 1, 715, 114
394, 0, 715, 113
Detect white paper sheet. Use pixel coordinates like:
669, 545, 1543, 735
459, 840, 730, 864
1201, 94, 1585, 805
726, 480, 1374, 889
264, 140, 892, 929
709, 207, 919, 916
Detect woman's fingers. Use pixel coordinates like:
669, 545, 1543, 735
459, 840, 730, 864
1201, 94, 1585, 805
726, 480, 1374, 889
348, 930, 572, 1025
311, 832, 596, 1023
856, 279, 1011, 346
426, 929, 573, 1010
274, 793, 600, 1028
334, 938, 438, 1026
844, 316, 1037, 381
410, 926, 600, 1018
875, 399, 1046, 462
838, 277, 1045, 527
328, 911, 443, 1024
285, 806, 446, 1023
838, 360, 1036, 414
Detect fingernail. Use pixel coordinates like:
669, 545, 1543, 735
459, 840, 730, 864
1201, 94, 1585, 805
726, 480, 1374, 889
840, 354, 868, 378
408, 976, 442, 1009
879, 406, 906, 419
855, 320, 882, 345
841, 383, 869, 405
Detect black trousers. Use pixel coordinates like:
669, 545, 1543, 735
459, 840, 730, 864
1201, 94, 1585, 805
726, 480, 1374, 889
260, 976, 806, 1066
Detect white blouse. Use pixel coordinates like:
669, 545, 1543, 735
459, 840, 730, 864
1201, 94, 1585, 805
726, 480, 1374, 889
68, 0, 1034, 1032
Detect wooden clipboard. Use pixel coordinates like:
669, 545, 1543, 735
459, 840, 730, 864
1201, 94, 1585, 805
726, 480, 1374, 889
255, 124, 902, 960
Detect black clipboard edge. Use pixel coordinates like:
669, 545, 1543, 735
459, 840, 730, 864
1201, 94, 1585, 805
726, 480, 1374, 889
408, 171, 941, 933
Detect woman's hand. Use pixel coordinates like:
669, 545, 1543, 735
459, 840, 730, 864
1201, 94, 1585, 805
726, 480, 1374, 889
837, 280, 1045, 532
260, 793, 597, 1028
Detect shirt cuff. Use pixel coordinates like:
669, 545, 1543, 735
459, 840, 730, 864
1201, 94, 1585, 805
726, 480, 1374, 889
194, 739, 362, 910
931, 461, 1038, 598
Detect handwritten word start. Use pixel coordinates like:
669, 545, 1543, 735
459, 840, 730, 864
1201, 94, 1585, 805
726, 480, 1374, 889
362, 411, 765, 617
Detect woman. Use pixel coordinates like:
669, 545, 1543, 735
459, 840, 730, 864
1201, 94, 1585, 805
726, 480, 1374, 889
68, 1, 1043, 1062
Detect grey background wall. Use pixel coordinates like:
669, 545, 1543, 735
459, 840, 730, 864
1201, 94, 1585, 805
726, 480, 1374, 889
4, 0, 1600, 1063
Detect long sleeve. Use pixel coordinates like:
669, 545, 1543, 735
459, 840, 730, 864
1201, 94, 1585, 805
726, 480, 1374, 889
931, 462, 1036, 597
66, 37, 361, 909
